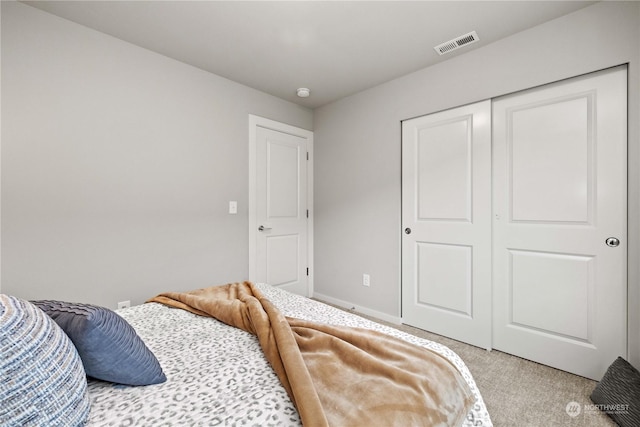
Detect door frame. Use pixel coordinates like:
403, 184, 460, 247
248, 115, 314, 295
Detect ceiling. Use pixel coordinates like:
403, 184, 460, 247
23, 1, 596, 109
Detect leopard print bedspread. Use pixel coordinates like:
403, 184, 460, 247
86, 283, 492, 426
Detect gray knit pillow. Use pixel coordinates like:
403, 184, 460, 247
591, 357, 640, 427
0, 295, 90, 426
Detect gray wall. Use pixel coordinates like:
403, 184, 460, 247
0, 2, 312, 307
314, 1, 640, 364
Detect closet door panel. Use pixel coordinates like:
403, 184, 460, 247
417, 119, 471, 221
509, 249, 593, 340
493, 66, 627, 380
416, 242, 472, 316
402, 100, 492, 350
510, 96, 592, 223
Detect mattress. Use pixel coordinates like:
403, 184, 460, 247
87, 283, 492, 426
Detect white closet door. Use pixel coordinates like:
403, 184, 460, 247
492, 67, 627, 380
402, 100, 492, 349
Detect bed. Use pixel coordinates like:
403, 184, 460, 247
1, 283, 492, 426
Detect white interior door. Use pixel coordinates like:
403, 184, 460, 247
402, 100, 492, 349
250, 116, 312, 297
492, 66, 627, 380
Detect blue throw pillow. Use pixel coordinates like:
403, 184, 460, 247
0, 295, 91, 427
32, 300, 166, 386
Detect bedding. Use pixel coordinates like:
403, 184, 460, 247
148, 282, 474, 426
87, 282, 492, 426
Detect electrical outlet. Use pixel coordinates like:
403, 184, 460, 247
362, 274, 370, 287
117, 300, 131, 310
229, 201, 238, 214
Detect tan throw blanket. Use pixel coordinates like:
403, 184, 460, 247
148, 282, 474, 427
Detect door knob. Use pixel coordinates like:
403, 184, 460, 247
258, 225, 272, 232
605, 237, 620, 247
404, 228, 411, 235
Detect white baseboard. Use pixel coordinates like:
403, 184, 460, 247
312, 292, 402, 325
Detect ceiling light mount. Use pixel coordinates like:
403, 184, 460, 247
296, 88, 311, 98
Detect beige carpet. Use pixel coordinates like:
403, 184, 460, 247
323, 303, 616, 427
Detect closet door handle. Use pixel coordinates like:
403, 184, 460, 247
258, 225, 272, 232
605, 237, 620, 247
404, 228, 412, 235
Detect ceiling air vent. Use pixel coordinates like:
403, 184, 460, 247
434, 31, 479, 55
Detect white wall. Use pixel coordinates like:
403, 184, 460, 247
0, 2, 312, 307
314, 1, 640, 365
